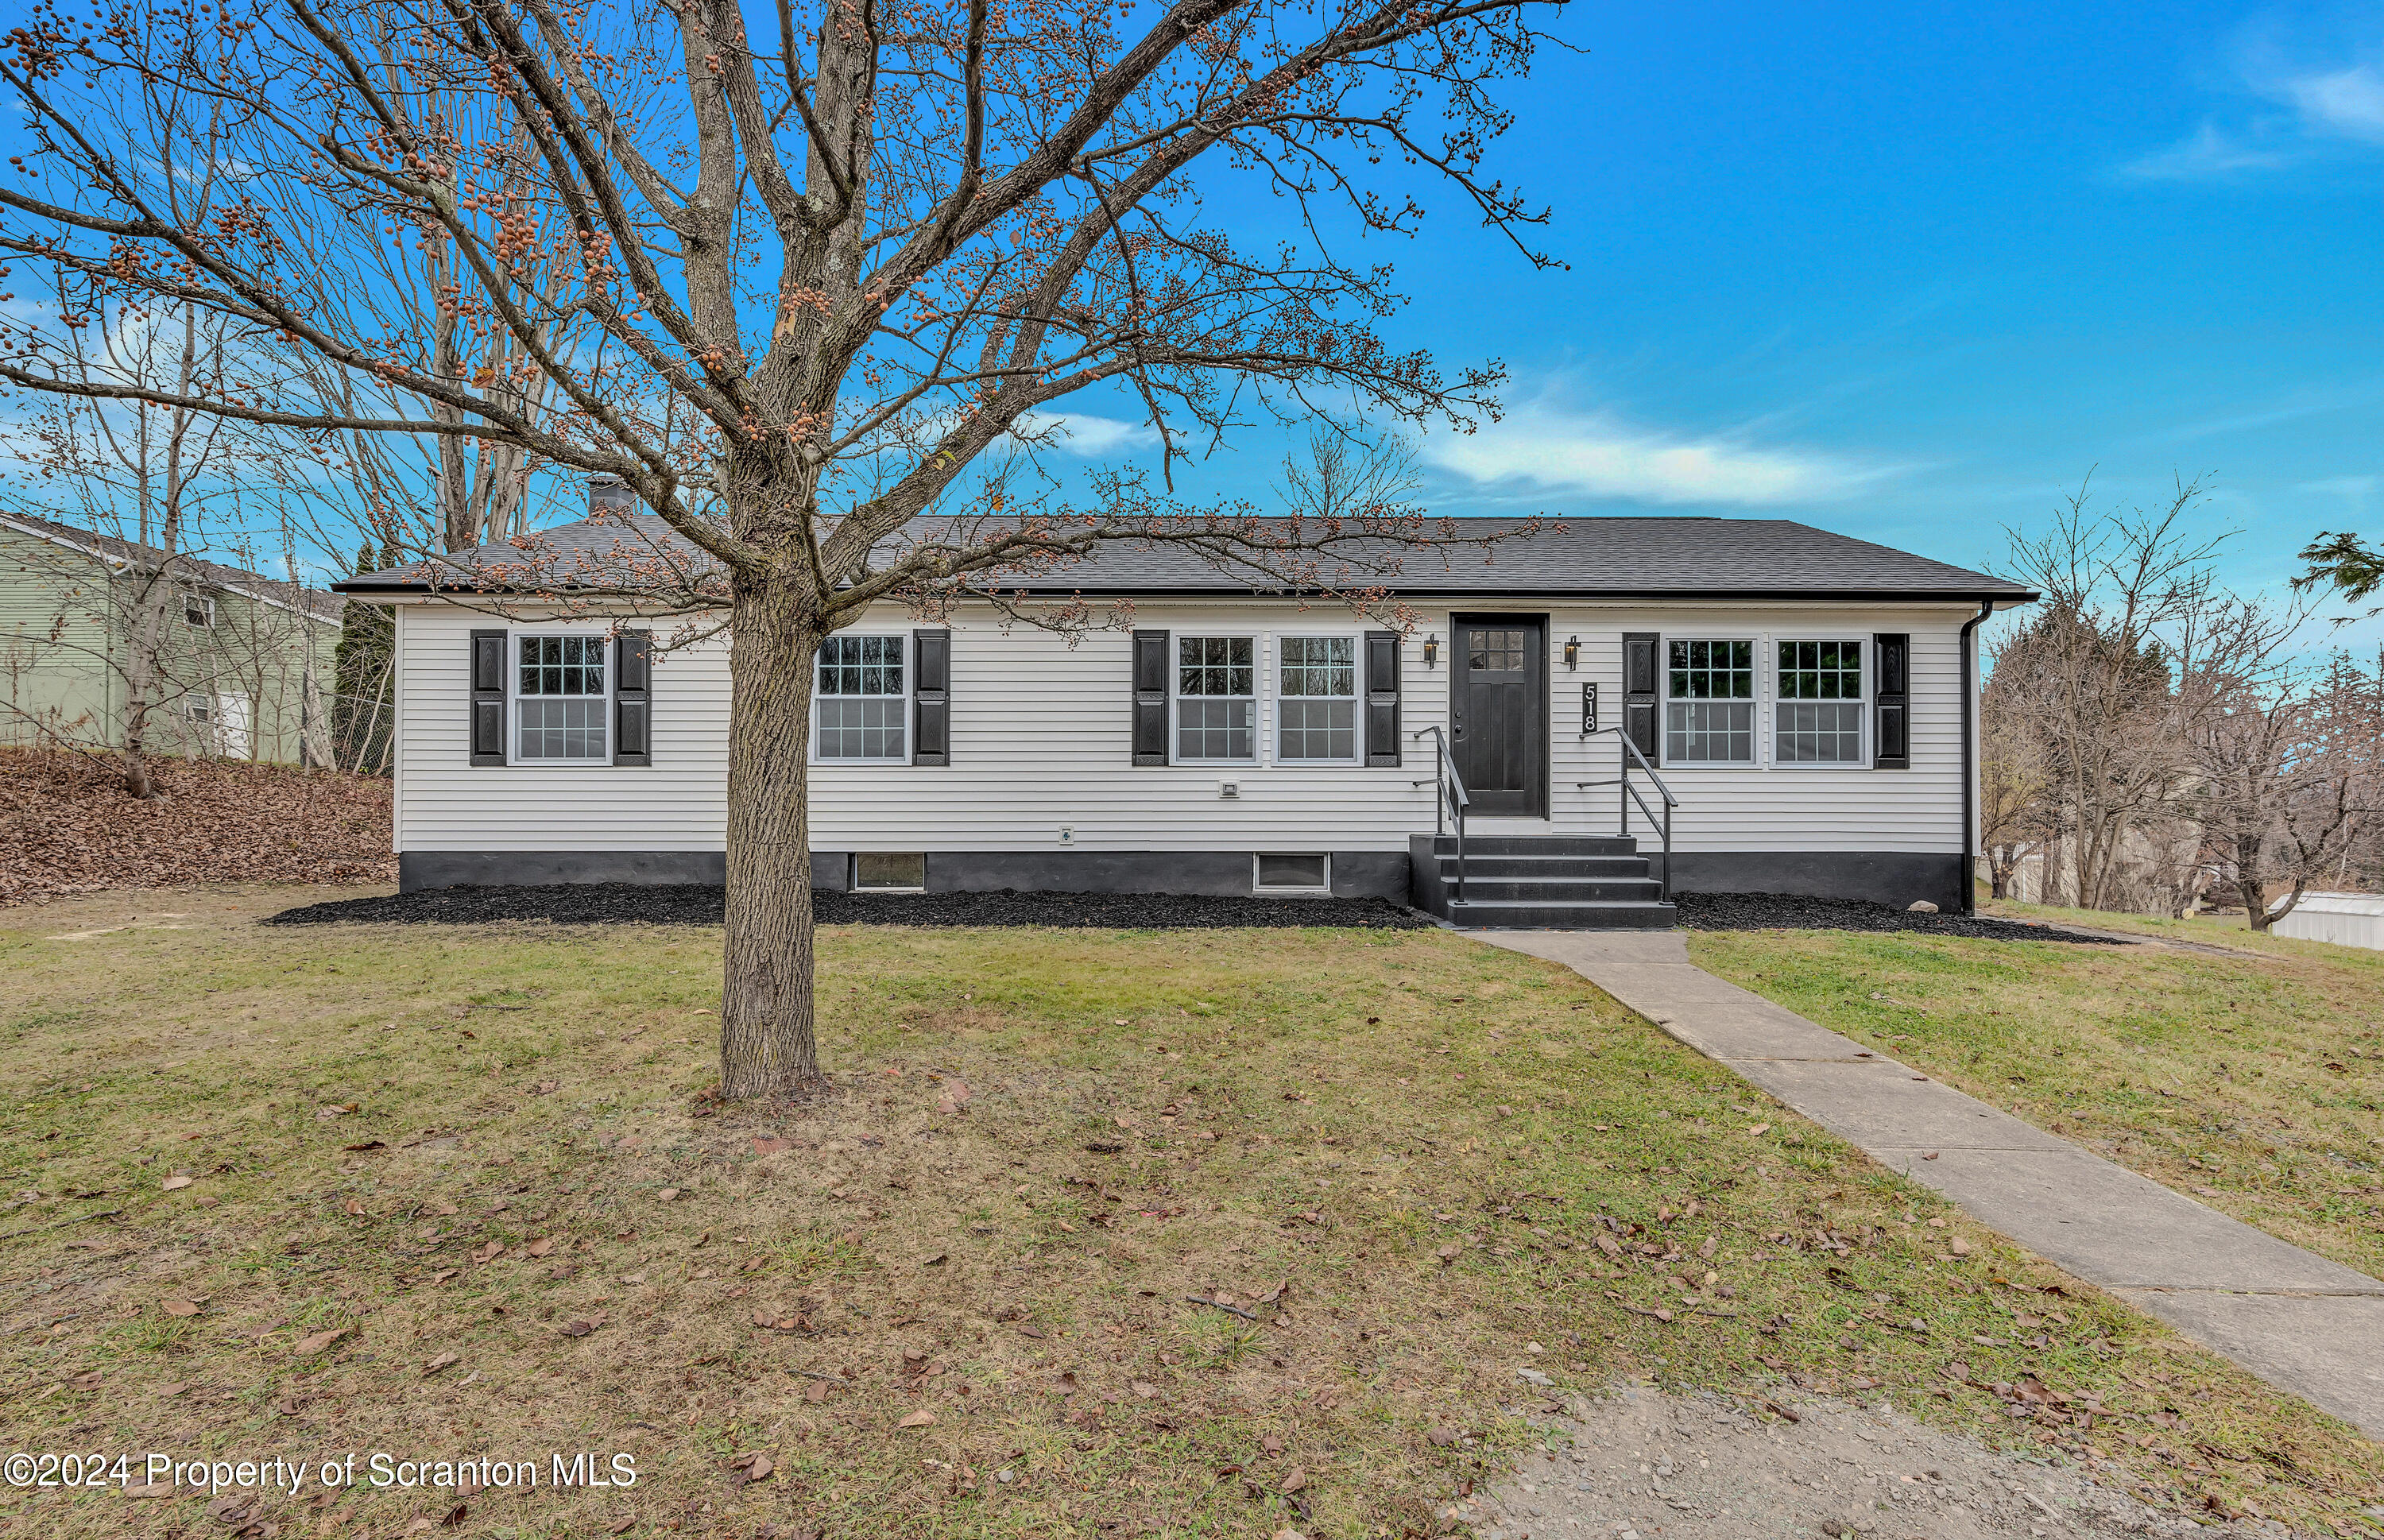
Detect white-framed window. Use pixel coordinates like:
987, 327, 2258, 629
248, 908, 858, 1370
1175, 635, 1255, 762
815, 634, 908, 762
852, 853, 927, 890
1255, 852, 1330, 892
182, 592, 214, 628
1664, 637, 1756, 764
513, 633, 610, 762
1774, 638, 1866, 764
188, 691, 250, 756
1275, 635, 1358, 764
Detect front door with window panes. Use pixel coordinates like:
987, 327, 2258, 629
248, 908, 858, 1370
1450, 616, 1545, 816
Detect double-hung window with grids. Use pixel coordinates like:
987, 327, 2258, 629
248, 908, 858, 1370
514, 635, 609, 761
1664, 639, 1755, 764
1774, 639, 1865, 764
815, 635, 908, 761
1175, 637, 1254, 762
1275, 637, 1358, 763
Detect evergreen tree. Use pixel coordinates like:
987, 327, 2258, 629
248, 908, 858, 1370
331, 544, 396, 771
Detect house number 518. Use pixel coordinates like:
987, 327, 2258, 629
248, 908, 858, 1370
1580, 682, 1597, 736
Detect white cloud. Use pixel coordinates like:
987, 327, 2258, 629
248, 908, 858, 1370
2122, 122, 2291, 180
2123, 32, 2384, 179
1421, 403, 1887, 507
2299, 473, 2377, 506
1007, 410, 1160, 455
2286, 63, 2384, 141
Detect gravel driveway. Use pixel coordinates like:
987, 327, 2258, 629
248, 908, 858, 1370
1464, 1383, 2313, 1540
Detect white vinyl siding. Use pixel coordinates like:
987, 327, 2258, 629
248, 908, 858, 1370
387, 598, 1980, 859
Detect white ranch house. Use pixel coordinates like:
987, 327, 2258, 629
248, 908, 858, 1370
339, 501, 2035, 928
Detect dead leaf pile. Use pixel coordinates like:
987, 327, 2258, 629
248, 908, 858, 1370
0, 745, 393, 903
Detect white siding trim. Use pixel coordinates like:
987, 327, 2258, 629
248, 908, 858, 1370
390, 596, 1978, 857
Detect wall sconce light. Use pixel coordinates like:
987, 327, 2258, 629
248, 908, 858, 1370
1564, 636, 1580, 670
1422, 635, 1439, 668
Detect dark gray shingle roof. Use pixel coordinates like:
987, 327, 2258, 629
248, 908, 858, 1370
334, 513, 2034, 602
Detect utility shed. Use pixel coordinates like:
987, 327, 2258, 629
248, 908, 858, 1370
2270, 892, 2384, 951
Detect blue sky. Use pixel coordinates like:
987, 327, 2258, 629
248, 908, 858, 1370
1094, 0, 2384, 606
9, 0, 2379, 613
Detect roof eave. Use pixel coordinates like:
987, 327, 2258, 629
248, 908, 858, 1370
331, 580, 2039, 603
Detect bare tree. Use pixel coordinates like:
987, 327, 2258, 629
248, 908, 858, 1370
2177, 598, 2383, 928
1976, 656, 2047, 901
0, 280, 264, 794
1999, 476, 2219, 911
0, 0, 1564, 1097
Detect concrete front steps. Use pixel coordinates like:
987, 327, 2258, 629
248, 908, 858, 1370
1407, 834, 1677, 930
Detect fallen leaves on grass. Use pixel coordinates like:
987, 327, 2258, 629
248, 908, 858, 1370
897, 1410, 935, 1428
292, 1328, 348, 1355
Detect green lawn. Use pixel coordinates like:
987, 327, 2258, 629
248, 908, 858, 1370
3, 888, 2378, 1538
1689, 919, 2384, 1284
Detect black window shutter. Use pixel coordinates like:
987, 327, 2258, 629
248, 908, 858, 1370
1873, 633, 1910, 769
1622, 631, 1660, 766
1364, 630, 1401, 766
470, 629, 506, 766
613, 629, 652, 767
913, 628, 950, 765
1132, 629, 1169, 765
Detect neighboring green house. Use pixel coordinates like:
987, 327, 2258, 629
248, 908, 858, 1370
0, 510, 345, 764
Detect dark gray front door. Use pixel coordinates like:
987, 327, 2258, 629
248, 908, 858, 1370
1450, 616, 1545, 817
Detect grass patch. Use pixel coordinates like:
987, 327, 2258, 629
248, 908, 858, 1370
1689, 921, 2384, 1286
2, 888, 2378, 1538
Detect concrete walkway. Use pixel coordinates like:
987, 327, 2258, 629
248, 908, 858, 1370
1482, 929, 2384, 1441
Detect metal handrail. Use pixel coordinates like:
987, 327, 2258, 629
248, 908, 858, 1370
1577, 726, 1679, 902
1412, 725, 1471, 904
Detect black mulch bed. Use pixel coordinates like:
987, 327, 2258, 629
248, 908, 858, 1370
1672, 890, 2126, 944
261, 883, 1431, 931
263, 882, 2121, 943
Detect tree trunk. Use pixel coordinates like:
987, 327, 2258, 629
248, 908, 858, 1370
2236, 875, 2269, 930
720, 575, 824, 1097
118, 572, 170, 800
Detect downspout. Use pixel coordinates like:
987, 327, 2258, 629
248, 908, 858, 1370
1958, 598, 1995, 915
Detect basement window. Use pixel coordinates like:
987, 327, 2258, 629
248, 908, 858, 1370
852, 853, 927, 892
1254, 853, 1329, 892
